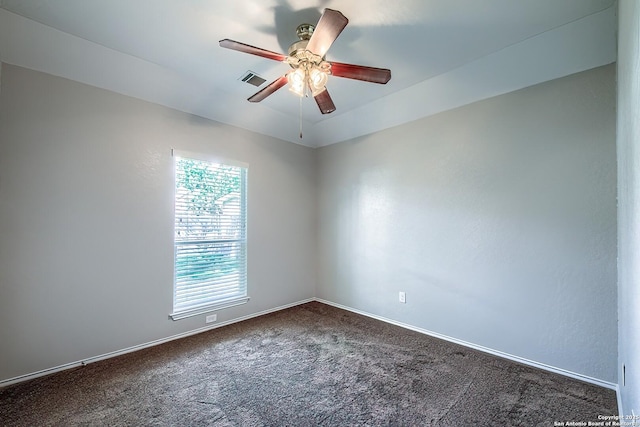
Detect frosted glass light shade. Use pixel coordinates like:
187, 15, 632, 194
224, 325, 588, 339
288, 68, 306, 97
309, 67, 328, 96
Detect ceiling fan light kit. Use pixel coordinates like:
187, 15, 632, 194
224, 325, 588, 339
219, 8, 391, 116
285, 23, 331, 97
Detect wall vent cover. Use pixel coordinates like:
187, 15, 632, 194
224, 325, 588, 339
239, 71, 266, 87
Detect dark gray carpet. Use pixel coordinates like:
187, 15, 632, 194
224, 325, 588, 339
0, 302, 617, 426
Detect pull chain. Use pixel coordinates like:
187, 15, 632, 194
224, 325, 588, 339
299, 91, 303, 139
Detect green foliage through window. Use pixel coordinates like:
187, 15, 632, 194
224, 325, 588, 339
176, 158, 241, 220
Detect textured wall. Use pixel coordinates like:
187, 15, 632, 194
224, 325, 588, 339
617, 0, 640, 416
0, 64, 316, 382
0, 61, 619, 387
317, 65, 617, 383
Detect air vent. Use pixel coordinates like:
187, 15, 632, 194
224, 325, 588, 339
239, 71, 266, 87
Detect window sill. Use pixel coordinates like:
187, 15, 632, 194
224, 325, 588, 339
169, 296, 250, 321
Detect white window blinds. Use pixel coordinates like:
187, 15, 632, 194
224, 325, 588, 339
171, 152, 248, 319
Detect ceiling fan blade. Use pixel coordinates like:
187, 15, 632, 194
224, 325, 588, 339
305, 9, 348, 57
219, 39, 286, 62
313, 88, 336, 114
248, 75, 289, 102
329, 62, 391, 84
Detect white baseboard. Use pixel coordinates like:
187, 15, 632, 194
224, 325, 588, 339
315, 298, 618, 392
1, 297, 619, 397
0, 298, 315, 388
617, 386, 623, 418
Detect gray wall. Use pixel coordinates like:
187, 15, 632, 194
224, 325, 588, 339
617, 0, 640, 416
0, 64, 316, 382
317, 64, 617, 383
0, 61, 619, 387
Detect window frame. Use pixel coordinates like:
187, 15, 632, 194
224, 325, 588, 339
169, 149, 249, 320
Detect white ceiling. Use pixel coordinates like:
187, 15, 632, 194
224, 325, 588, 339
0, 0, 617, 147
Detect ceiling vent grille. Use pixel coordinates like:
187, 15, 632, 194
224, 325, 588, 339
239, 71, 266, 87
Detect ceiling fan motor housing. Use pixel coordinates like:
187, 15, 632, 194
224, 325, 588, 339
296, 23, 314, 40
288, 23, 314, 57
287, 23, 330, 76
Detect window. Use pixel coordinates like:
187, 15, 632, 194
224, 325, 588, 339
170, 150, 248, 320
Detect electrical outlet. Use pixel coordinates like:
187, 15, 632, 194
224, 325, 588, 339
399, 291, 406, 303
206, 314, 217, 323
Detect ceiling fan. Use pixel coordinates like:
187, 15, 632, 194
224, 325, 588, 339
219, 8, 391, 115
